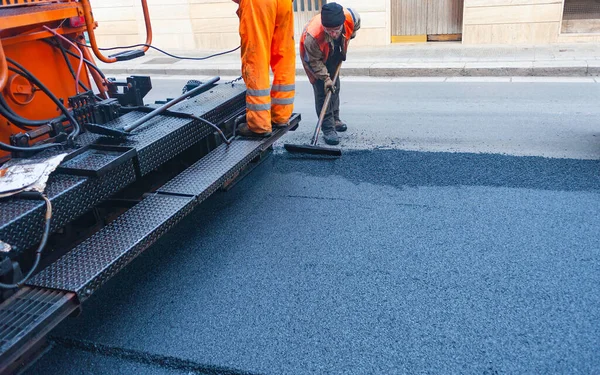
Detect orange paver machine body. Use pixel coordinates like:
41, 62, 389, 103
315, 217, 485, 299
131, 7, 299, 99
0, 0, 152, 161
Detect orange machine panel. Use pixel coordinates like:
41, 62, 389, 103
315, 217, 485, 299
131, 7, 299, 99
1, 38, 92, 159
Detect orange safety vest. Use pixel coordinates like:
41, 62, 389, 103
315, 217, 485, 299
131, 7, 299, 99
300, 8, 357, 83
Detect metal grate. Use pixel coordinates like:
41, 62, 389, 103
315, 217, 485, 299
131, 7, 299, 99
293, 0, 326, 12
563, 0, 600, 20
0, 289, 66, 349
158, 113, 300, 200
0, 287, 77, 372
0, 1, 67, 12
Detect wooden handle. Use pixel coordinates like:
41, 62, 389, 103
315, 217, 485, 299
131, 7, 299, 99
310, 62, 342, 146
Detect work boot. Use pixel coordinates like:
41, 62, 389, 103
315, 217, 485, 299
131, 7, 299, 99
322, 128, 340, 145
272, 121, 289, 129
335, 119, 347, 132
236, 123, 272, 138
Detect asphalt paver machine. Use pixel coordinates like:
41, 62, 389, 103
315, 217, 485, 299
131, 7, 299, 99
0, 1, 300, 372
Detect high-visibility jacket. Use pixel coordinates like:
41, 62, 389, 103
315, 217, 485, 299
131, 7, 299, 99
300, 8, 360, 84
236, 0, 295, 133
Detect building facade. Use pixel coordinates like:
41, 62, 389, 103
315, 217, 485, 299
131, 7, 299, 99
88, 0, 600, 51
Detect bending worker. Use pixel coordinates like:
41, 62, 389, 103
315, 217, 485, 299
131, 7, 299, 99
300, 2, 360, 145
233, 0, 295, 138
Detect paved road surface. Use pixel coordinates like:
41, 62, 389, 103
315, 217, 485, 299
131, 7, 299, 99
25, 78, 600, 375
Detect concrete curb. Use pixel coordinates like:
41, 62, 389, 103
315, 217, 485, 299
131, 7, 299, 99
98, 64, 600, 77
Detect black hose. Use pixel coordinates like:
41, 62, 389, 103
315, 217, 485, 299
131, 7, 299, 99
195, 116, 234, 145
0, 102, 33, 130
52, 41, 106, 79
0, 195, 52, 289
52, 38, 93, 94
0, 140, 62, 152
0, 75, 67, 128
0, 96, 43, 127
8, 66, 79, 142
7, 58, 81, 142
0, 95, 63, 128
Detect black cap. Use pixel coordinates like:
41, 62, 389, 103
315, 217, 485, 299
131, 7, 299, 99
321, 3, 345, 28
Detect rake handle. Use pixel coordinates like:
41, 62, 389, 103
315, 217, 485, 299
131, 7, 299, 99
311, 62, 342, 146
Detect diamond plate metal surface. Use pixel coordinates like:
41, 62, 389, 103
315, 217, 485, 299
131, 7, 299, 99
174, 84, 245, 119
157, 113, 301, 200
0, 162, 136, 253
158, 139, 263, 199
60, 149, 122, 172
94, 84, 246, 176
27, 194, 195, 300
76, 132, 103, 147
130, 115, 211, 176
0, 85, 244, 251
0, 2, 74, 17
176, 84, 246, 124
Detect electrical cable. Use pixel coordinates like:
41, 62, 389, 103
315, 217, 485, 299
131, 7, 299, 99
43, 26, 84, 94
44, 39, 108, 101
76, 42, 240, 61
43, 40, 106, 80
195, 116, 234, 145
7, 59, 81, 142
50, 38, 95, 96
0, 195, 52, 289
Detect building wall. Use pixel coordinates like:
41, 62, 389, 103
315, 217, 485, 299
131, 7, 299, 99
90, 0, 240, 51
462, 0, 564, 44
89, 0, 600, 48
89, 0, 391, 51
334, 0, 391, 46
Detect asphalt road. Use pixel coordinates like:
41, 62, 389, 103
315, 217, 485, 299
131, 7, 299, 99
145, 76, 600, 159
25, 78, 600, 375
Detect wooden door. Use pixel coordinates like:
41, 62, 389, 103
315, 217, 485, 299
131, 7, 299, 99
427, 0, 464, 40
391, 0, 428, 42
391, 0, 464, 42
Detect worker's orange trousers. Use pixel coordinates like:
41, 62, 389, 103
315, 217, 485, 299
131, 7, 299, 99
238, 0, 295, 133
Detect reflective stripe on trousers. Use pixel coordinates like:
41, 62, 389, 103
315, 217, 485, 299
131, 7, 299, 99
238, 0, 295, 133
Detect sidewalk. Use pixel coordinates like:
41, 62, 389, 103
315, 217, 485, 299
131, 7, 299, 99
97, 42, 600, 77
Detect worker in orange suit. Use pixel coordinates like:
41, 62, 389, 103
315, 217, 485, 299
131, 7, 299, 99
232, 0, 296, 138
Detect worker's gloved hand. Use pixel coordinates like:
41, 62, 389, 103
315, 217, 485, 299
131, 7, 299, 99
324, 77, 334, 92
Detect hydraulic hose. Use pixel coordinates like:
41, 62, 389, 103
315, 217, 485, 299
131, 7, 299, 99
6, 58, 81, 142
0, 140, 62, 152
0, 95, 64, 128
